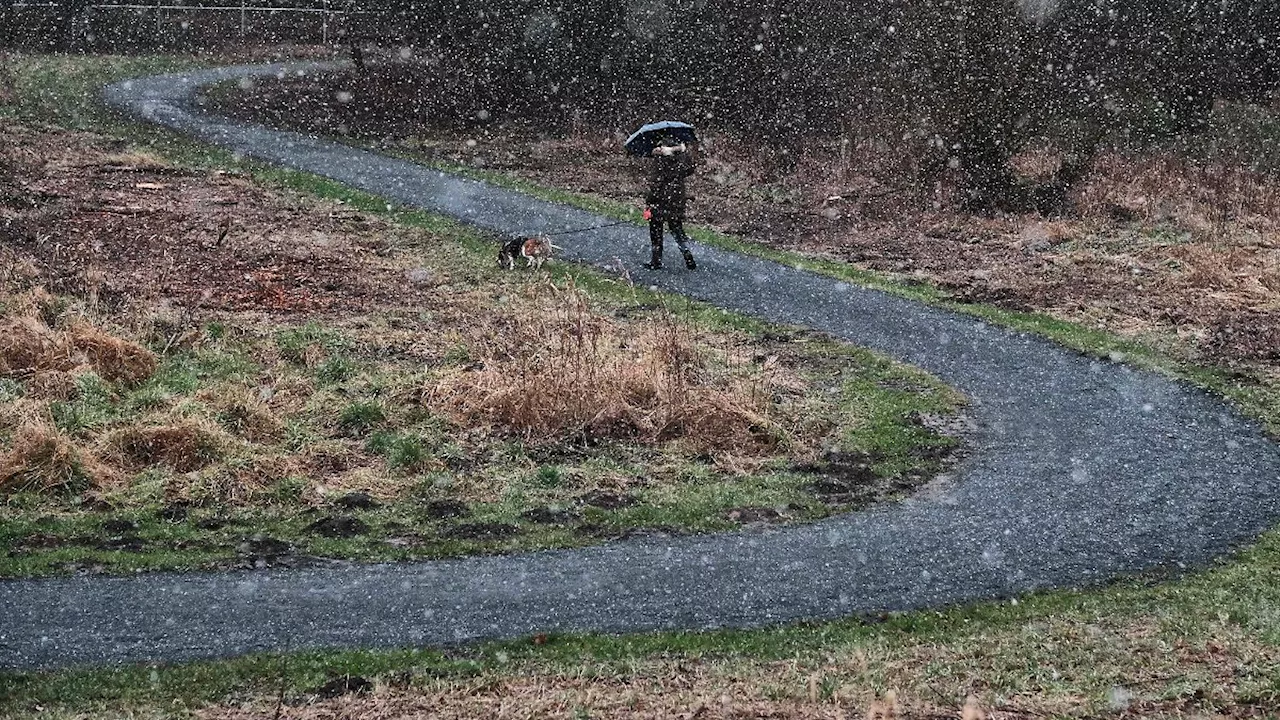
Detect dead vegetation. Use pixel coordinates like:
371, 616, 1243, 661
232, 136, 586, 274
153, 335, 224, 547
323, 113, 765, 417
107, 421, 223, 473
180, 605, 1280, 720
0, 421, 119, 495
0, 290, 157, 393
0, 291, 152, 496
196, 684, 970, 720
0, 119, 431, 316
433, 281, 796, 455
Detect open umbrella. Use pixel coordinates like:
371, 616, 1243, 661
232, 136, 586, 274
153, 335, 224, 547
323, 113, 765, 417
624, 120, 698, 157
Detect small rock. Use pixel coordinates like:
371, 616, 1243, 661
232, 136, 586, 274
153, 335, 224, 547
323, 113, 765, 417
311, 675, 373, 698
334, 491, 378, 510
102, 519, 138, 535
421, 499, 470, 519
521, 506, 581, 524
404, 268, 435, 285
305, 515, 370, 538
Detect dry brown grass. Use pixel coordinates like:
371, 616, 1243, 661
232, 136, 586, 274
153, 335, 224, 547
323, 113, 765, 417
0, 291, 157, 392
432, 282, 794, 455
193, 680, 1010, 720
0, 290, 178, 499
0, 421, 119, 495
106, 421, 224, 473
171, 453, 301, 505
184, 610, 1280, 720
204, 387, 287, 444
67, 320, 159, 384
1078, 153, 1280, 239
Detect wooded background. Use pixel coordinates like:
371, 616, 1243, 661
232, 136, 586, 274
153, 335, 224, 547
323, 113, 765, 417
5, 0, 1277, 210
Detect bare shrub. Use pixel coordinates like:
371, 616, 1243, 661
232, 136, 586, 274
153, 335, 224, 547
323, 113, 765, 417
432, 282, 792, 455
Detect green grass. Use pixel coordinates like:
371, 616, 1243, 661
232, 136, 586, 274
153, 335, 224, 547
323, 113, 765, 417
1, 326, 962, 577
4, 54, 204, 130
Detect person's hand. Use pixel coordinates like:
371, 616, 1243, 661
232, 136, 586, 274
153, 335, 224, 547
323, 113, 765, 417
643, 206, 653, 220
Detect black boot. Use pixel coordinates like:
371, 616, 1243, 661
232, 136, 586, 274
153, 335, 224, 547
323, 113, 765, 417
643, 247, 663, 270
682, 249, 697, 270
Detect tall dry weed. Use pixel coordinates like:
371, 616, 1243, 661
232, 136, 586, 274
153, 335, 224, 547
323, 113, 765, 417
432, 282, 790, 454
106, 420, 224, 473
1078, 152, 1280, 239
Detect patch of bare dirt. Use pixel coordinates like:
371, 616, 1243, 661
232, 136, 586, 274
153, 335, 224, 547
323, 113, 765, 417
0, 120, 435, 315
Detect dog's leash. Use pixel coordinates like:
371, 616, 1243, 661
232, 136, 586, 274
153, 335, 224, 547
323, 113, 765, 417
541, 219, 633, 238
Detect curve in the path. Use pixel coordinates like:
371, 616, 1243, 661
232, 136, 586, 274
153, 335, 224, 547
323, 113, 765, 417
3, 63, 1280, 671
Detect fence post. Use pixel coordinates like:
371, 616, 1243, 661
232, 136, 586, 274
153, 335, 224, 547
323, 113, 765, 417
239, 0, 245, 39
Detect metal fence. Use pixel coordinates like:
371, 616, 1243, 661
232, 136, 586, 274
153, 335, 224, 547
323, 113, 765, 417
2, 0, 383, 49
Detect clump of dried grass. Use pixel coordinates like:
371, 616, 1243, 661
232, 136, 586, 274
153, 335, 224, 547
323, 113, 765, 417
68, 321, 158, 384
107, 421, 224, 473
167, 454, 301, 505
1078, 152, 1280, 239
0, 290, 157, 391
432, 283, 795, 455
204, 387, 287, 444
0, 422, 119, 496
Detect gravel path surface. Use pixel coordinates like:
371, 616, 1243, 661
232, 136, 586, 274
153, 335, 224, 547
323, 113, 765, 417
3, 63, 1280, 671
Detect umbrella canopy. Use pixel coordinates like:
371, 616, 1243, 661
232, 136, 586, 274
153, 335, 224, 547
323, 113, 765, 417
624, 120, 698, 157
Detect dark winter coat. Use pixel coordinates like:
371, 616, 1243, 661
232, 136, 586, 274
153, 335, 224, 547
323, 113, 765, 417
646, 150, 694, 219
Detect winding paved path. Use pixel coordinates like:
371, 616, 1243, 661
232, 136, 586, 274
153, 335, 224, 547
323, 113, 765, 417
4, 63, 1280, 671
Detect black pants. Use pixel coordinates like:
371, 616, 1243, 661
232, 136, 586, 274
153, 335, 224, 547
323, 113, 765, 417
648, 214, 692, 255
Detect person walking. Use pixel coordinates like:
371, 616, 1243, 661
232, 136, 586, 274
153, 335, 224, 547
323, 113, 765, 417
643, 137, 697, 270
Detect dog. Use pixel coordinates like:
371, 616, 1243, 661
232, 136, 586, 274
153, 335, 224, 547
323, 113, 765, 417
498, 235, 560, 270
